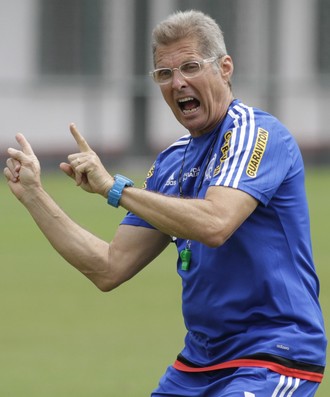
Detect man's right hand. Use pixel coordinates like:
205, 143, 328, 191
4, 133, 42, 202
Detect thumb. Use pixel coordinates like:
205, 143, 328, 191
59, 162, 75, 179
60, 162, 84, 186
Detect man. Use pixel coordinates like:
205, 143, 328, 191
4, 10, 326, 397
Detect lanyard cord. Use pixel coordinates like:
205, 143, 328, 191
178, 132, 219, 198
178, 137, 192, 197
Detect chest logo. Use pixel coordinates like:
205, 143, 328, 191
165, 172, 177, 187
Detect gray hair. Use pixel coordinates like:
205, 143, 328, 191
151, 10, 228, 66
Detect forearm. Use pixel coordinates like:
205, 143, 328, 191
118, 183, 258, 248
119, 187, 220, 246
20, 187, 111, 288
4, 132, 172, 291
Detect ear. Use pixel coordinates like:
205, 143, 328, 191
220, 55, 234, 82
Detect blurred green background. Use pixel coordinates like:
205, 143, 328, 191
0, 166, 329, 396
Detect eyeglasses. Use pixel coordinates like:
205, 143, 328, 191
150, 56, 219, 85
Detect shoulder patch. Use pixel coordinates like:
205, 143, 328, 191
246, 128, 268, 178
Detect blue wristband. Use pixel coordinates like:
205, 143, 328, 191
107, 174, 134, 208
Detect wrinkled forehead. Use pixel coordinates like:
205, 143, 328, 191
154, 38, 202, 68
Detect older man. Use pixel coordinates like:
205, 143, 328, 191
5, 10, 326, 397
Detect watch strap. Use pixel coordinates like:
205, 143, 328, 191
107, 174, 134, 208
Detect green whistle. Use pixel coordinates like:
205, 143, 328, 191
180, 248, 191, 271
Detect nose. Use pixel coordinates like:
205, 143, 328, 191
171, 68, 187, 89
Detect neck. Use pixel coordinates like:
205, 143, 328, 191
189, 95, 235, 138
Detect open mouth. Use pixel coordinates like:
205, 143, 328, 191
178, 97, 200, 114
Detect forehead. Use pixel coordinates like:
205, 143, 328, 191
155, 38, 202, 67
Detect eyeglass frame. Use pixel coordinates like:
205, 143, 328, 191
149, 56, 223, 85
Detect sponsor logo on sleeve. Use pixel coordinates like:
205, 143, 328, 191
246, 128, 268, 178
147, 162, 155, 178
142, 162, 155, 189
214, 130, 232, 177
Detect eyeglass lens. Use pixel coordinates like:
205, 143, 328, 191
154, 61, 202, 83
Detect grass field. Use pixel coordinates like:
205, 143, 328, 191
0, 166, 329, 396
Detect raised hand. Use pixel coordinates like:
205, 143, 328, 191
59, 123, 114, 197
4, 133, 42, 201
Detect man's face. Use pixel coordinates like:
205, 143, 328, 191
154, 37, 233, 137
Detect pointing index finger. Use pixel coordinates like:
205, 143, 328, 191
69, 123, 92, 152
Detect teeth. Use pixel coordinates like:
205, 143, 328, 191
183, 107, 199, 114
178, 97, 194, 103
177, 97, 200, 115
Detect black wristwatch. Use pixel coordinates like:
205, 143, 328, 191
107, 174, 134, 208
